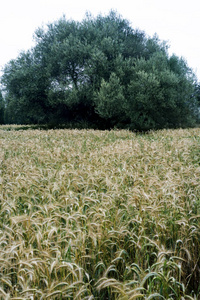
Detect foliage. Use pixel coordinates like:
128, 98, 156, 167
94, 72, 128, 126
1, 11, 199, 129
0, 127, 200, 299
0, 90, 4, 124
127, 53, 198, 130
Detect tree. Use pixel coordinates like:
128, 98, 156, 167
126, 52, 198, 130
0, 90, 4, 124
94, 72, 128, 126
1, 50, 51, 124
1, 11, 199, 129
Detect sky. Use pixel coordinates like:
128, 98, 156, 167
1, 0, 200, 80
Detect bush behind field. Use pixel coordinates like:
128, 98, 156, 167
0, 127, 200, 299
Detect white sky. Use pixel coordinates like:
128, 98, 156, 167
1, 0, 200, 80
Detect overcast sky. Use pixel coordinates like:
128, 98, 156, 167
1, 0, 200, 80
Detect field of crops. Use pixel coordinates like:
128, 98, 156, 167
0, 126, 200, 299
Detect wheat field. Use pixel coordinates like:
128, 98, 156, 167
0, 126, 200, 299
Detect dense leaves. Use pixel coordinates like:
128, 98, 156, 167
1, 11, 199, 129
0, 90, 4, 124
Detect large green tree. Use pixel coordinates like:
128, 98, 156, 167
126, 52, 198, 130
2, 51, 50, 124
0, 90, 4, 124
1, 11, 199, 129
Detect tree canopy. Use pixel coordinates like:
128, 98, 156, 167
0, 90, 4, 124
1, 11, 199, 130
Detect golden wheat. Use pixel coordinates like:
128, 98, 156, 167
0, 126, 199, 299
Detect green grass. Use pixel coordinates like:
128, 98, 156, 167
0, 126, 200, 299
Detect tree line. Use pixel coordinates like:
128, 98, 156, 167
0, 11, 200, 130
